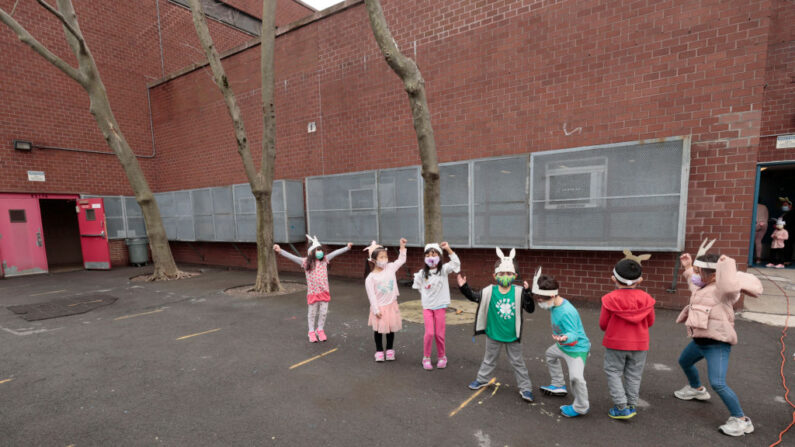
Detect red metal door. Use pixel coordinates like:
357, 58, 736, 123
76, 198, 111, 270
0, 195, 48, 277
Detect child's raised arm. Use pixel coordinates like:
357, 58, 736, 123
715, 255, 741, 302
390, 238, 408, 271
326, 243, 353, 262
440, 242, 461, 275
274, 244, 305, 266
457, 273, 481, 303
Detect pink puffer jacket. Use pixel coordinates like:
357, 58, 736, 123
676, 257, 763, 345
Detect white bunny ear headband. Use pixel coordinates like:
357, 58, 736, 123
306, 234, 322, 252
693, 238, 718, 269
363, 240, 383, 258
494, 247, 517, 274
776, 217, 786, 226
613, 249, 652, 285
532, 266, 558, 297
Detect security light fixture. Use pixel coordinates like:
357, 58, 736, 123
13, 140, 33, 151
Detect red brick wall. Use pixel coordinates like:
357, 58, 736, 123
758, 0, 795, 163
110, 240, 130, 267
150, 0, 776, 306
0, 0, 252, 196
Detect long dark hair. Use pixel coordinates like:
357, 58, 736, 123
304, 245, 327, 272
363, 247, 387, 279
422, 247, 445, 279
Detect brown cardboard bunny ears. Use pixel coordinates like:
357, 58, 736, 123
621, 249, 651, 265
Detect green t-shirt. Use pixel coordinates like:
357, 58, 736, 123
486, 286, 517, 343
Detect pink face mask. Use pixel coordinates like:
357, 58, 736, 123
376, 260, 388, 269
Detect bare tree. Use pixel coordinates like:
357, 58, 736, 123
0, 0, 184, 280
364, 0, 443, 243
187, 0, 281, 292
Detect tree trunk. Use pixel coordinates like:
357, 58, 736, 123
188, 0, 281, 292
0, 0, 182, 280
364, 0, 443, 243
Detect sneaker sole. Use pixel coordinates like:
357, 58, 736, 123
719, 425, 754, 436
674, 392, 711, 401
608, 412, 636, 420
468, 383, 488, 390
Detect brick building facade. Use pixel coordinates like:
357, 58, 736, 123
2, 0, 793, 307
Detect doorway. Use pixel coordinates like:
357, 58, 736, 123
39, 199, 83, 272
751, 163, 795, 268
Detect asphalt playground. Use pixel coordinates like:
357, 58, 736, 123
0, 265, 793, 446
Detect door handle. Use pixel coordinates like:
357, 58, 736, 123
82, 232, 105, 237
36, 231, 43, 247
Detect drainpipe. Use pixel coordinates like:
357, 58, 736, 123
666, 252, 681, 293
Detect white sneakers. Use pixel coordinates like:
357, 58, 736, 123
674, 385, 711, 401
719, 416, 754, 437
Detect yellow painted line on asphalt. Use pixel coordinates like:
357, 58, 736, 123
176, 328, 221, 341
0, 378, 14, 385
67, 299, 104, 307
114, 309, 165, 321
289, 348, 339, 370
449, 377, 497, 417
30, 289, 66, 297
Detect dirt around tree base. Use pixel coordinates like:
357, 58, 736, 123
224, 281, 306, 298
400, 299, 477, 325
130, 271, 200, 282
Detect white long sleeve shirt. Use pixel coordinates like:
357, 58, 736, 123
412, 252, 461, 310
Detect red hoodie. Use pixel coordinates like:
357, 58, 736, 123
599, 288, 656, 351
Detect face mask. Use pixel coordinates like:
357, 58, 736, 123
425, 256, 440, 267
538, 300, 554, 310
315, 251, 324, 259
783, 206, 791, 212
496, 275, 514, 287
375, 260, 388, 269
691, 274, 705, 288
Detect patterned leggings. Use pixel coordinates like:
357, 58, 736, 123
308, 301, 329, 332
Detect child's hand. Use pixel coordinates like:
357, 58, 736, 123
718, 254, 729, 263
679, 253, 692, 269
273, 244, 281, 253
456, 273, 467, 287
375, 310, 382, 318
552, 334, 568, 343
399, 238, 407, 248
523, 280, 530, 289
440, 241, 452, 252
346, 242, 353, 249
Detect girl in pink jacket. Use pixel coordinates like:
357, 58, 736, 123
767, 218, 788, 269
674, 241, 763, 438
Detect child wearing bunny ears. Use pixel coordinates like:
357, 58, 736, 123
767, 217, 788, 269
274, 236, 352, 343
533, 267, 591, 418
456, 248, 536, 402
364, 238, 407, 362
412, 241, 461, 370
599, 251, 656, 419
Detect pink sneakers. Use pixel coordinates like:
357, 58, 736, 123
374, 351, 385, 362
437, 356, 448, 369
422, 357, 433, 370
316, 330, 327, 342
385, 349, 396, 361
308, 331, 318, 343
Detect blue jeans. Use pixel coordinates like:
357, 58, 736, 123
678, 340, 744, 417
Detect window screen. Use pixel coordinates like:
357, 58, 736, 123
378, 167, 422, 245
530, 138, 688, 250
123, 197, 146, 237
306, 172, 378, 244
212, 186, 235, 242
233, 183, 256, 242
440, 163, 470, 246
472, 156, 529, 247
284, 181, 307, 243
272, 181, 287, 243
192, 189, 214, 241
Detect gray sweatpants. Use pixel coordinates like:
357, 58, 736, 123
307, 301, 329, 332
545, 344, 589, 413
476, 337, 533, 392
603, 348, 648, 408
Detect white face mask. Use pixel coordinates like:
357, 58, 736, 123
538, 300, 554, 310
375, 260, 388, 269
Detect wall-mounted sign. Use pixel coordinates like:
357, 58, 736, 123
27, 171, 45, 182
777, 135, 795, 149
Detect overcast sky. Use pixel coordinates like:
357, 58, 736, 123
301, 0, 344, 11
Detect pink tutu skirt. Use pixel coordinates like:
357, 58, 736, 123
368, 300, 403, 334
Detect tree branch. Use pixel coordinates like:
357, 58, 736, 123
36, 0, 83, 47
0, 7, 85, 85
